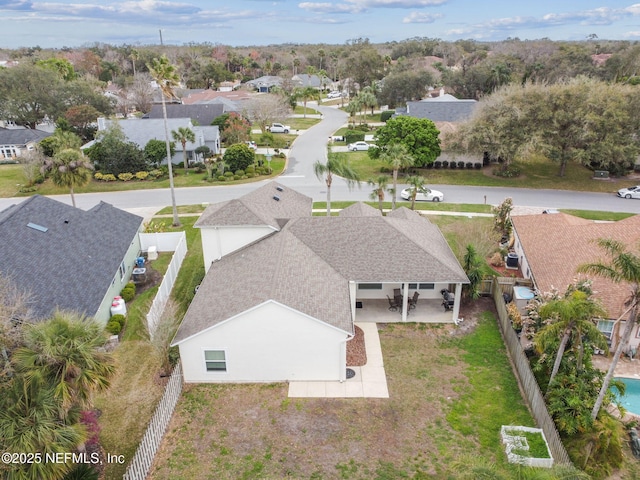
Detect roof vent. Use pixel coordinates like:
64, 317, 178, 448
27, 222, 48, 233
273, 195, 280, 201
276, 186, 284, 192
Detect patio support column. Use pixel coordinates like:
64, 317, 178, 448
349, 282, 357, 322
452, 283, 462, 323
401, 282, 409, 322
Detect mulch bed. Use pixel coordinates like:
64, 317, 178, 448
346, 325, 367, 366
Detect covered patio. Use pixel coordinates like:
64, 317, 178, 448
354, 298, 456, 323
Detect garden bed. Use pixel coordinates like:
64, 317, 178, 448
501, 425, 553, 468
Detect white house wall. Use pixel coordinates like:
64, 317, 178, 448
179, 301, 348, 383
201, 226, 274, 272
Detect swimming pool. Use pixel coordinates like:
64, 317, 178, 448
615, 377, 640, 415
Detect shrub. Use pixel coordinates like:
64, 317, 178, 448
148, 169, 164, 179
110, 314, 126, 328
94, 172, 103, 180
490, 252, 504, 267
234, 170, 245, 176
223, 143, 255, 172
450, 162, 457, 169
465, 162, 474, 169
344, 131, 365, 144
135, 171, 149, 180
474, 163, 482, 169
457, 161, 465, 169
120, 282, 136, 302
380, 110, 395, 122
118, 172, 134, 181
434, 161, 442, 169
246, 173, 254, 178
106, 321, 121, 335
493, 164, 521, 178
245, 165, 256, 174
233, 175, 240, 180
217, 175, 226, 181
442, 160, 449, 168
224, 171, 233, 177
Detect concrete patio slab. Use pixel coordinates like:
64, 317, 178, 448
288, 322, 389, 398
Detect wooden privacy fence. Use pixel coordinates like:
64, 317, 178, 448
491, 278, 573, 466
145, 232, 187, 338
123, 363, 183, 480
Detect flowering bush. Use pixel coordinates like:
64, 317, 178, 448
135, 171, 149, 180
118, 173, 134, 181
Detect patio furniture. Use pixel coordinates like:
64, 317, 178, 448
408, 291, 420, 309
441, 289, 454, 311
386, 295, 399, 311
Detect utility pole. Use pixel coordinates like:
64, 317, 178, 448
159, 29, 164, 46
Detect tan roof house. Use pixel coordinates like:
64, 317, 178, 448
511, 213, 640, 351
171, 182, 468, 383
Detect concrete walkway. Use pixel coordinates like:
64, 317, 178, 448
288, 322, 389, 398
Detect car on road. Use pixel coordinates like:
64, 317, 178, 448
268, 123, 290, 134
245, 141, 257, 150
326, 91, 345, 99
348, 141, 372, 151
617, 185, 640, 199
400, 187, 444, 202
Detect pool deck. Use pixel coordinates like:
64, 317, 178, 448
593, 355, 640, 379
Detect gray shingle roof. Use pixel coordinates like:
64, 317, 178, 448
0, 128, 51, 146
146, 104, 225, 126
338, 202, 382, 217
404, 97, 477, 122
172, 227, 353, 344
174, 189, 468, 344
0, 196, 142, 320
196, 182, 312, 230
99, 118, 200, 151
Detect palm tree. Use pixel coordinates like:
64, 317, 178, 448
12, 311, 115, 414
360, 86, 378, 116
171, 126, 196, 169
0, 377, 86, 480
295, 86, 321, 118
534, 289, 608, 391
405, 175, 426, 210
367, 175, 390, 213
578, 238, 640, 420
148, 55, 181, 226
379, 143, 415, 210
462, 245, 483, 301
313, 147, 360, 215
41, 148, 93, 208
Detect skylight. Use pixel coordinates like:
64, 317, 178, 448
26, 222, 48, 232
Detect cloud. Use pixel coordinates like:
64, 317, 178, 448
299, 0, 447, 14
445, 5, 640, 38
403, 11, 442, 23
0, 0, 33, 9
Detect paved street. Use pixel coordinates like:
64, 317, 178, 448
1, 104, 640, 216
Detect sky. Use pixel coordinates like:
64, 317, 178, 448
1, 0, 639, 49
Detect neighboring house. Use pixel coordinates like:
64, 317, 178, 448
245, 75, 283, 92
399, 89, 477, 123
93, 117, 220, 164
0, 195, 143, 324
0, 127, 51, 160
181, 89, 253, 108
511, 213, 640, 352
292, 73, 323, 89
218, 80, 241, 92
171, 182, 468, 383
144, 103, 225, 126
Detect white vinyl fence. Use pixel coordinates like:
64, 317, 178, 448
142, 232, 187, 338
122, 363, 183, 480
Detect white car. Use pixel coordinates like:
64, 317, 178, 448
400, 187, 444, 202
326, 91, 341, 99
245, 141, 257, 150
617, 185, 640, 199
348, 141, 372, 151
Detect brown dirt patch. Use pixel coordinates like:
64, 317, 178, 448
132, 262, 163, 295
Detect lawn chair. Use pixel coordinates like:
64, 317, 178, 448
408, 291, 420, 309
386, 295, 399, 311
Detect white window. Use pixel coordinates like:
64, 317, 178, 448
204, 350, 226, 372
597, 320, 614, 339
358, 283, 382, 290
